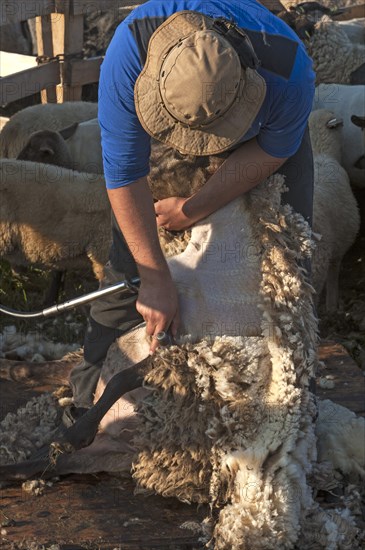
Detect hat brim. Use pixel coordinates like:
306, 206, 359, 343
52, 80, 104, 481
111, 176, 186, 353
134, 10, 267, 156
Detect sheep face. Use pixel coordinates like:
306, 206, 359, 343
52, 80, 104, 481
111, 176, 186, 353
17, 129, 74, 169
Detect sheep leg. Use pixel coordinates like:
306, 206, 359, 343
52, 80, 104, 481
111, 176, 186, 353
0, 459, 56, 481
0, 357, 151, 482
55, 355, 151, 451
45, 269, 66, 305
325, 259, 341, 312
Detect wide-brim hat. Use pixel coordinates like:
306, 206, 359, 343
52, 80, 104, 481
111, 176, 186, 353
134, 10, 266, 156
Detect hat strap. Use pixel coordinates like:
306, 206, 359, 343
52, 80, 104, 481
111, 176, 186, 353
212, 18, 261, 70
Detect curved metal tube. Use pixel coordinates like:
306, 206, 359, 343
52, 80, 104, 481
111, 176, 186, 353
0, 276, 140, 319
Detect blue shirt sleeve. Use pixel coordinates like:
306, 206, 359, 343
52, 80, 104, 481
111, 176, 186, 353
256, 46, 315, 158
98, 22, 151, 189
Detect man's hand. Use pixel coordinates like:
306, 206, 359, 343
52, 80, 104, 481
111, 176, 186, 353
155, 197, 198, 231
136, 272, 179, 354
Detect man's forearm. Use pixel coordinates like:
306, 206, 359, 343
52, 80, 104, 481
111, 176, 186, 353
183, 138, 287, 222
107, 177, 169, 280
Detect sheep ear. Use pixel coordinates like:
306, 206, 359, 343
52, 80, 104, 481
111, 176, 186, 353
59, 122, 79, 141
326, 118, 343, 129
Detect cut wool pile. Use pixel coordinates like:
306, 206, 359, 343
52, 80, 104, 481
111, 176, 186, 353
0, 324, 80, 362
0, 393, 61, 465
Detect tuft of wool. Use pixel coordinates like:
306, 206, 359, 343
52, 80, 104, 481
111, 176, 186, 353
158, 226, 191, 257
0, 325, 80, 362
316, 399, 365, 478
0, 393, 61, 464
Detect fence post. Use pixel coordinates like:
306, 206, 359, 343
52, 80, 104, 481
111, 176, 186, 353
36, 14, 58, 103
52, 4, 84, 102
35, 1, 84, 103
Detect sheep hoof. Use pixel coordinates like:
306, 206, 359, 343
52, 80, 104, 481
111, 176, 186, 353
55, 409, 100, 451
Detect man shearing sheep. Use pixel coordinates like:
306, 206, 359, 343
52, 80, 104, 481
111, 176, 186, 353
66, 0, 315, 423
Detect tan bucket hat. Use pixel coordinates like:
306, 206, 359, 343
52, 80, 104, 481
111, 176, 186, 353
134, 11, 267, 156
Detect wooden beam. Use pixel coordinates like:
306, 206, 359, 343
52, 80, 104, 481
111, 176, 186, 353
0, 61, 60, 105
35, 14, 58, 103
67, 56, 103, 86
259, 0, 285, 13
53, 10, 84, 101
0, 0, 55, 26
34, 2, 85, 103
317, 341, 365, 415
333, 3, 365, 21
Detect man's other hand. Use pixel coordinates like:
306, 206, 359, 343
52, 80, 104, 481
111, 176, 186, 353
155, 197, 198, 231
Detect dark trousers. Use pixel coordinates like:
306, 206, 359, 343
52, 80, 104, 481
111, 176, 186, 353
70, 129, 314, 407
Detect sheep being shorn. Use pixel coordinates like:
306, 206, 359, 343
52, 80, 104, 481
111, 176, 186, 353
130, 175, 362, 549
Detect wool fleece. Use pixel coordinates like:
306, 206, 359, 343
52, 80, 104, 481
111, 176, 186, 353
132, 175, 363, 549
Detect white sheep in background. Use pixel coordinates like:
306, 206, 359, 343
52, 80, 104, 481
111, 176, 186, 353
0, 159, 111, 280
306, 16, 365, 84
337, 17, 365, 44
309, 109, 360, 311
17, 118, 103, 174
312, 84, 365, 187
0, 102, 98, 158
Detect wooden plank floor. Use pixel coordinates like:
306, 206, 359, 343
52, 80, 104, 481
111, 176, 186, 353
317, 341, 365, 415
0, 340, 363, 549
